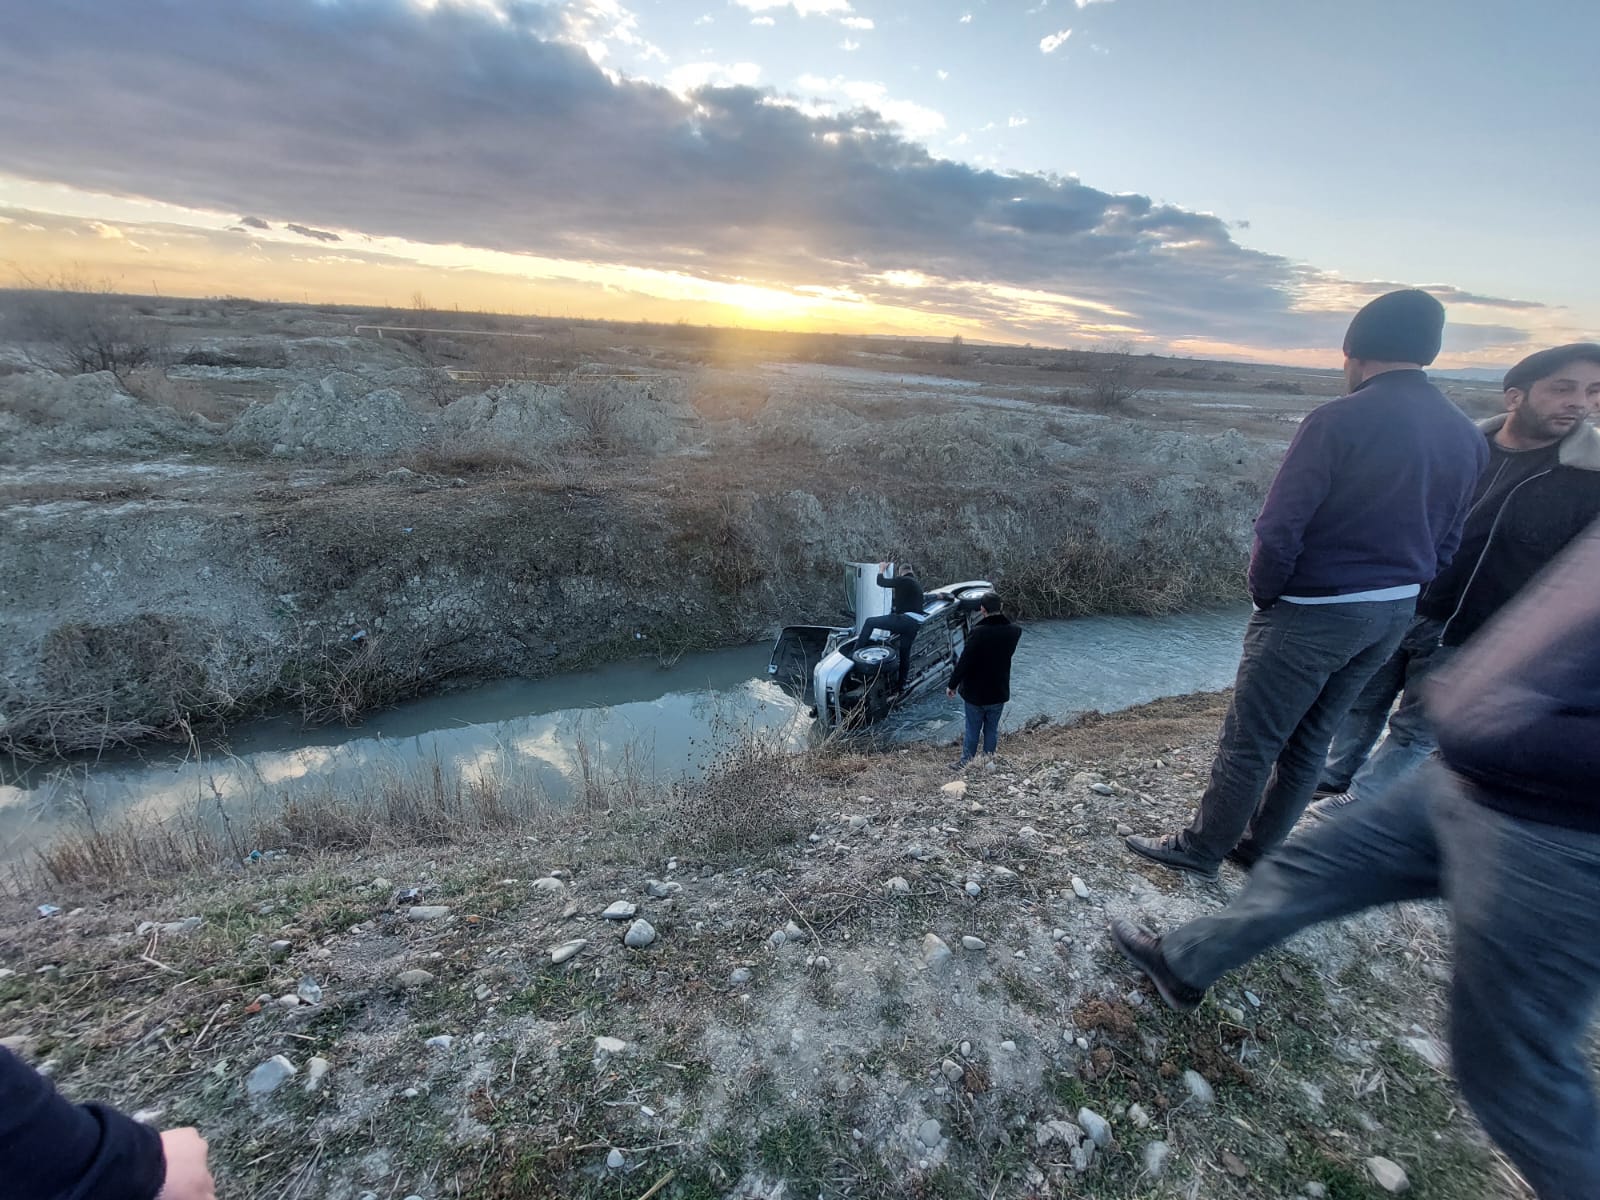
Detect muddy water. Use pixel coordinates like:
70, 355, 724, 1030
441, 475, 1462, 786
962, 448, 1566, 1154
0, 609, 1247, 859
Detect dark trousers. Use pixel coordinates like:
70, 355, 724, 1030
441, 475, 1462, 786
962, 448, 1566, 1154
1322, 615, 1455, 802
859, 613, 919, 689
961, 701, 1004, 762
1185, 598, 1413, 865
1163, 760, 1600, 1200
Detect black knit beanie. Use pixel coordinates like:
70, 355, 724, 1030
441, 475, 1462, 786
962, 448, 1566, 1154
1342, 289, 1446, 366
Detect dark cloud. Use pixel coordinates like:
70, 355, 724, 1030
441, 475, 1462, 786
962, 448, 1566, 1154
286, 223, 341, 242
239, 215, 271, 230
0, 0, 1540, 348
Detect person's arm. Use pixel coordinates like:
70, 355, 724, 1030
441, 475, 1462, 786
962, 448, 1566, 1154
947, 637, 975, 695
1247, 411, 1337, 607
1, 1046, 169, 1200
1430, 435, 1491, 574
1428, 518, 1600, 795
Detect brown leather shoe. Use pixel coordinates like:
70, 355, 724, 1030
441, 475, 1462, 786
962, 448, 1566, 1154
1110, 918, 1205, 1013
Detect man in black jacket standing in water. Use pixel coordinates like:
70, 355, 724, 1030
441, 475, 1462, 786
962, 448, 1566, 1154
1110, 518, 1600, 1200
946, 591, 1023, 768
857, 561, 925, 693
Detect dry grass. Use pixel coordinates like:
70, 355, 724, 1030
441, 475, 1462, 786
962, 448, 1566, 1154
124, 365, 239, 423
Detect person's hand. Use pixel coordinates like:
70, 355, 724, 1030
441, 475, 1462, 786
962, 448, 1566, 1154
879, 560, 890, 572
157, 1128, 215, 1200
946, 688, 956, 699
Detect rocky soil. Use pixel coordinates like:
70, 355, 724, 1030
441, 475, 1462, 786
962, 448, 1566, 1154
0, 696, 1527, 1200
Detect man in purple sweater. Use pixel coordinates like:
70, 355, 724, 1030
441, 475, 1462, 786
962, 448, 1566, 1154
1112, 517, 1600, 1199
1127, 289, 1487, 878
1, 1045, 215, 1200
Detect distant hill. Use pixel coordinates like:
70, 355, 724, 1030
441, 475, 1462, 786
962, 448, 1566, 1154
1431, 367, 1507, 383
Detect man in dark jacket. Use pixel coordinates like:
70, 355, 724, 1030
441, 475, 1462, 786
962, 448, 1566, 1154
945, 592, 1022, 768
1126, 289, 1487, 879
1312, 342, 1600, 818
1110, 516, 1600, 1200
856, 561, 925, 692
1, 1045, 215, 1199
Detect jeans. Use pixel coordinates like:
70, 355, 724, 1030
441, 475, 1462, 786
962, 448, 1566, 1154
1321, 616, 1454, 803
961, 701, 1004, 762
859, 613, 920, 690
1184, 598, 1413, 865
1162, 760, 1600, 1200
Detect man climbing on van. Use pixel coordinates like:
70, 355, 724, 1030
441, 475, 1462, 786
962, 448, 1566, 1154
858, 561, 925, 693
946, 591, 1022, 768
1311, 342, 1600, 819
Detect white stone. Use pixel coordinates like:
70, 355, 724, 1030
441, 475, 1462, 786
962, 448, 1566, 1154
964, 881, 981, 898
961, 936, 987, 951
999, 1039, 1017, 1052
728, 967, 753, 986
941, 781, 967, 798
917, 1118, 942, 1148
848, 815, 869, 831
922, 934, 953, 969
406, 906, 451, 922
268, 940, 292, 960
884, 876, 912, 895
245, 1055, 297, 1097
602, 901, 637, 920
531, 877, 565, 893
1142, 1140, 1171, 1178
551, 939, 588, 964
1071, 876, 1090, 899
594, 1036, 627, 1054
646, 878, 683, 898
606, 1148, 625, 1170
1127, 1103, 1151, 1128
277, 994, 301, 1009
1076, 1107, 1112, 1148
1090, 782, 1115, 796
426, 1035, 454, 1051
395, 969, 435, 988
296, 978, 323, 1005
624, 919, 657, 948
305, 1057, 332, 1093
941, 1059, 963, 1082
1183, 1069, 1215, 1107
1366, 1157, 1410, 1193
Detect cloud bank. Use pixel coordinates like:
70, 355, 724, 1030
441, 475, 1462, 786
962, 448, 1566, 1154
0, 0, 1547, 352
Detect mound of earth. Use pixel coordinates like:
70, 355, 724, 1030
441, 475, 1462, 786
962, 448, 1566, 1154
229, 373, 433, 458
0, 370, 217, 460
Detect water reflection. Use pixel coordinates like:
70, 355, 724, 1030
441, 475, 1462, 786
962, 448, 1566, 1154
0, 609, 1246, 859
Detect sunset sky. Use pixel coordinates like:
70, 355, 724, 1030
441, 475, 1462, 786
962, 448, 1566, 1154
0, 0, 1592, 365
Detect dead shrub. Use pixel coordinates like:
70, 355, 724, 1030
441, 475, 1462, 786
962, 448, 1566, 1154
2, 276, 168, 381
665, 734, 812, 858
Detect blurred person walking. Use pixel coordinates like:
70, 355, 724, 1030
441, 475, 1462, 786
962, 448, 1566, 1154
1125, 289, 1486, 879
1111, 515, 1600, 1200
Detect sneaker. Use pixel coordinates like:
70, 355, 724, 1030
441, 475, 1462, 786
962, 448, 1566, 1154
1306, 792, 1357, 822
1110, 918, 1205, 1013
948, 759, 969, 772
1125, 833, 1220, 881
